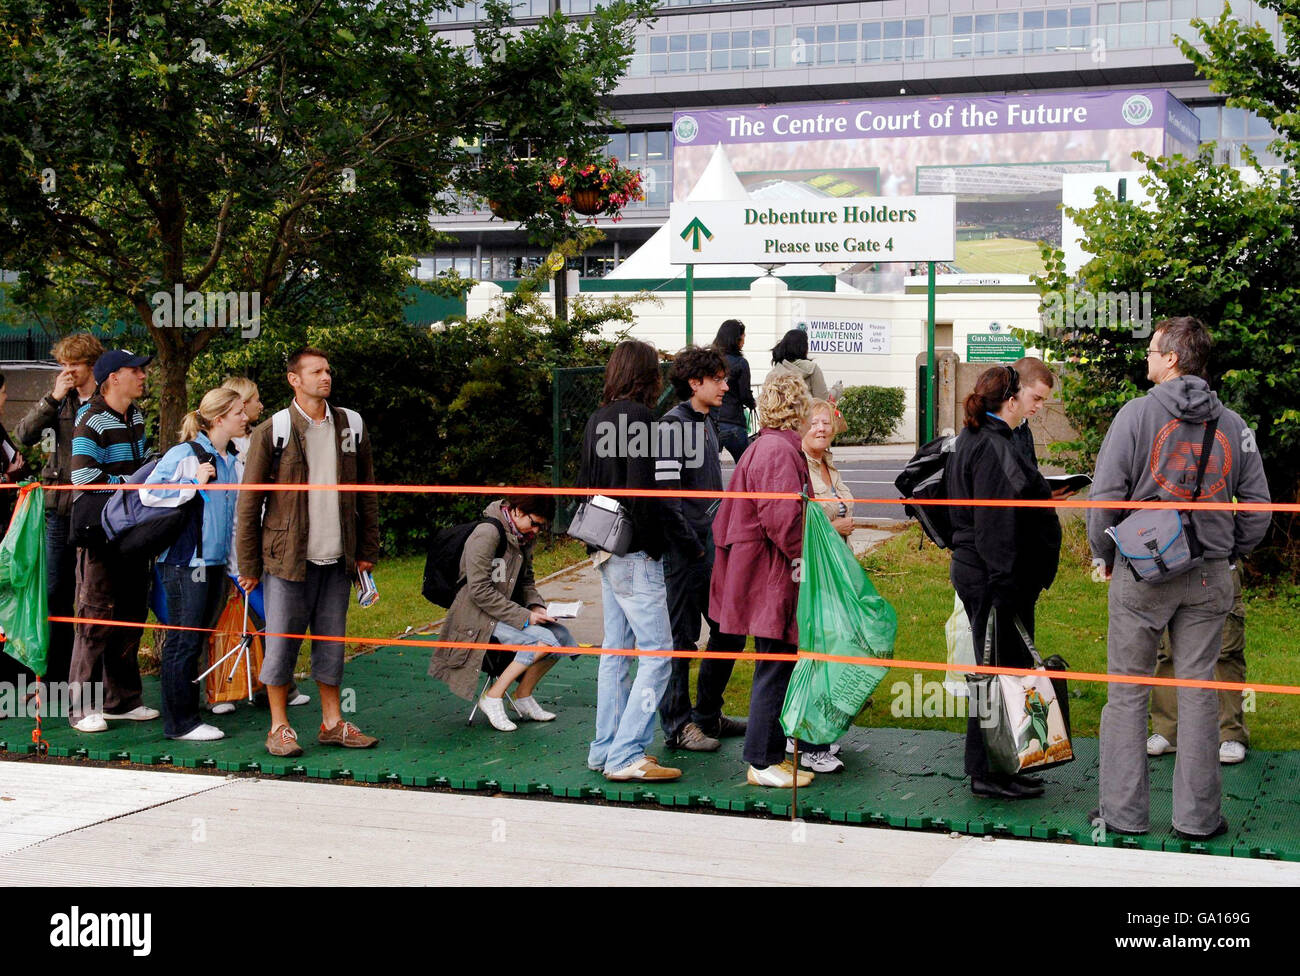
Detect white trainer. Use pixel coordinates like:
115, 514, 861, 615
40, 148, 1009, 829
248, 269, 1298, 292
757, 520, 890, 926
211, 702, 236, 715
747, 760, 814, 788
288, 692, 311, 706
786, 736, 841, 756
73, 713, 108, 733
1219, 741, 1247, 764
175, 723, 226, 742
799, 749, 845, 773
479, 695, 517, 732
1146, 733, 1175, 756
514, 696, 556, 722
103, 705, 160, 722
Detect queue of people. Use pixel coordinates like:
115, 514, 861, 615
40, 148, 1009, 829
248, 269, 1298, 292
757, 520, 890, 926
3, 316, 1273, 839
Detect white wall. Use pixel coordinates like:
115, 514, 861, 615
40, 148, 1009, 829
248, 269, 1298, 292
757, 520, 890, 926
468, 278, 1046, 446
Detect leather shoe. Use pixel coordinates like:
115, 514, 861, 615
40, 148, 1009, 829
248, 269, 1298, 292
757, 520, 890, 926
971, 776, 1039, 800
1088, 808, 1147, 836
1011, 773, 1043, 789
1174, 816, 1229, 842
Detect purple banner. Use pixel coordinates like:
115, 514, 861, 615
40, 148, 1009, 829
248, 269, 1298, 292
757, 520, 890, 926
672, 90, 1190, 147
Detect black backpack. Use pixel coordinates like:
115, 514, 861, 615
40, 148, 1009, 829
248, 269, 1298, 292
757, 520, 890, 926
421, 519, 508, 608
894, 433, 958, 549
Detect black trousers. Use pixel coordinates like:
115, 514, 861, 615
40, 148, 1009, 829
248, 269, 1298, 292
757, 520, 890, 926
743, 637, 797, 767
951, 555, 1039, 779
659, 543, 744, 740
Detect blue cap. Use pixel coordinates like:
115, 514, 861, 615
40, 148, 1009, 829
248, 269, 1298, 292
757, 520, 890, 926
93, 349, 153, 386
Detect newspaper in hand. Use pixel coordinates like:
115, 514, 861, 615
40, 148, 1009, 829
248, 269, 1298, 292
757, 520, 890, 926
545, 601, 583, 618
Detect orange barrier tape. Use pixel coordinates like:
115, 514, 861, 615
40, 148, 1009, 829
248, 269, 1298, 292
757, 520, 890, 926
20, 481, 1300, 512
47, 614, 1300, 695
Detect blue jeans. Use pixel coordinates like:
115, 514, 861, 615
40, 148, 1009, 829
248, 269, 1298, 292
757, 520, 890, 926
588, 551, 674, 773
717, 422, 750, 465
490, 619, 575, 667
159, 564, 228, 738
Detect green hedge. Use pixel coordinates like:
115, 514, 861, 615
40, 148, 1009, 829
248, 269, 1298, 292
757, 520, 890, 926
836, 385, 905, 445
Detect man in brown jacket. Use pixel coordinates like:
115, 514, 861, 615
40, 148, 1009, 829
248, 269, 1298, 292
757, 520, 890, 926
236, 347, 380, 757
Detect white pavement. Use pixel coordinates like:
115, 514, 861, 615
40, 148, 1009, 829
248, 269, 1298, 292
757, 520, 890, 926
2, 761, 1297, 886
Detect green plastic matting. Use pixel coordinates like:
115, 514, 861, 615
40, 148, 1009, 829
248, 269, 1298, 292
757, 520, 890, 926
3, 639, 1297, 861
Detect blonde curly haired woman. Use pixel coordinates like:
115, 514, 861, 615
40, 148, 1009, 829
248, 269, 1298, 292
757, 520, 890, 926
710, 372, 814, 788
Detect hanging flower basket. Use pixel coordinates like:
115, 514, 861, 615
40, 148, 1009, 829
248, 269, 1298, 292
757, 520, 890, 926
572, 188, 606, 216
488, 199, 524, 222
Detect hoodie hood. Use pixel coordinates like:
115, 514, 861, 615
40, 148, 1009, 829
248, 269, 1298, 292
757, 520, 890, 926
1150, 374, 1223, 423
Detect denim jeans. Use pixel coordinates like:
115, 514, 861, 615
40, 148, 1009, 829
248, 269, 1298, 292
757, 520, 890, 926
588, 551, 674, 773
260, 563, 351, 687
490, 619, 575, 667
717, 422, 750, 465
158, 564, 228, 738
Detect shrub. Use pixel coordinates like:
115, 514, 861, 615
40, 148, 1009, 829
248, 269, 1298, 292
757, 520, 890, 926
191, 262, 643, 554
836, 385, 905, 445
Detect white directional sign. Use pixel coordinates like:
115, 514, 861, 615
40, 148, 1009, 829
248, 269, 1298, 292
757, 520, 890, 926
669, 196, 956, 265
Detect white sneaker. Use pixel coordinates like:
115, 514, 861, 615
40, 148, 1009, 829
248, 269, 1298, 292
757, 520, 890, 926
288, 692, 311, 707
513, 696, 556, 722
211, 702, 236, 715
1146, 733, 1175, 756
73, 713, 108, 733
479, 695, 517, 732
175, 723, 226, 742
800, 749, 845, 773
747, 760, 814, 788
103, 705, 159, 721
786, 737, 841, 756
1219, 741, 1247, 764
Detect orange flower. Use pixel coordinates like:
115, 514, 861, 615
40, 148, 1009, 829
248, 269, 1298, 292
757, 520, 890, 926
548, 173, 564, 189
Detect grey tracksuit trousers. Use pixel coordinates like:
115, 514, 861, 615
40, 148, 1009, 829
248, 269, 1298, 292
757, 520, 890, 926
1099, 557, 1235, 836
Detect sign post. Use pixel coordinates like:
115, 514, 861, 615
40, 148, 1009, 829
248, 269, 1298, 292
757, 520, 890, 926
927, 261, 936, 443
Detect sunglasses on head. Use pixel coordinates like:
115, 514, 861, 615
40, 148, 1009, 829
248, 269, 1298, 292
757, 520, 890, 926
1002, 364, 1020, 401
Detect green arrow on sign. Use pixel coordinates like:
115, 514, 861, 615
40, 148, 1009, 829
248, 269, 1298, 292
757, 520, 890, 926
680, 217, 713, 252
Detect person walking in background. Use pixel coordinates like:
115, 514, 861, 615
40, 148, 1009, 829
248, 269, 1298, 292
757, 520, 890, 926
711, 319, 756, 463
1089, 317, 1270, 840
711, 372, 814, 789
14, 333, 104, 687
656, 345, 747, 754
141, 388, 246, 742
68, 349, 157, 732
947, 364, 1061, 800
236, 347, 381, 758
765, 328, 830, 402
786, 397, 855, 774
429, 494, 574, 730
579, 340, 680, 783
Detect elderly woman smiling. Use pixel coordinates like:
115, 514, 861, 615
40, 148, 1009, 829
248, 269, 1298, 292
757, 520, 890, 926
710, 371, 814, 789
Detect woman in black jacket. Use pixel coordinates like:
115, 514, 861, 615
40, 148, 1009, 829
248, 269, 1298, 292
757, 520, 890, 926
711, 319, 755, 463
948, 364, 1061, 800
578, 340, 680, 784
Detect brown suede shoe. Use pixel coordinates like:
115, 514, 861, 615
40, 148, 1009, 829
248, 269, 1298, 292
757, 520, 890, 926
266, 724, 304, 758
318, 720, 378, 748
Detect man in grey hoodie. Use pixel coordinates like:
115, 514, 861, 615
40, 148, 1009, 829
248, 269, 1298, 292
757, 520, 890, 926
1088, 316, 1271, 841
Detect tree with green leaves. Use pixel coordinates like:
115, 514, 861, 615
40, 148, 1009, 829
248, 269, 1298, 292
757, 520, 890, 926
0, 0, 654, 444
1029, 3, 1300, 572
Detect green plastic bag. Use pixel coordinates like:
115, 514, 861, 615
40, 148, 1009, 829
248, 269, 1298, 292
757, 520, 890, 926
781, 500, 897, 744
0, 484, 49, 677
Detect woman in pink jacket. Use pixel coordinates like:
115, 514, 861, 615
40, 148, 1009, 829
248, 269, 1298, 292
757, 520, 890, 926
710, 372, 813, 788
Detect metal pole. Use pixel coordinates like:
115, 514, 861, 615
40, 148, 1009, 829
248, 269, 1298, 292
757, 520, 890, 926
552, 369, 562, 489
685, 264, 694, 345
926, 261, 936, 442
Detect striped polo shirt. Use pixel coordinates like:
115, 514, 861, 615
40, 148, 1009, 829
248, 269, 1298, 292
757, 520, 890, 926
71, 395, 149, 485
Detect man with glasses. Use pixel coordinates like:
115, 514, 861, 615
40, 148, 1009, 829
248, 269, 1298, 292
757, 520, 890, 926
427, 494, 574, 732
1089, 317, 1270, 841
